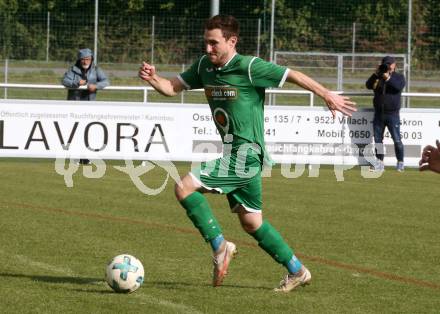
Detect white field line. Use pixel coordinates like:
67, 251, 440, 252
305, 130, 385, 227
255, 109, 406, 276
1, 249, 204, 312
0, 249, 76, 276
132, 293, 204, 314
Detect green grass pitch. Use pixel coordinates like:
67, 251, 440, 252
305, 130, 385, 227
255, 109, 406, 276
0, 159, 439, 313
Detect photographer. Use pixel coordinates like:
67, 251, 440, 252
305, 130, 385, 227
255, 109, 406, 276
366, 56, 406, 172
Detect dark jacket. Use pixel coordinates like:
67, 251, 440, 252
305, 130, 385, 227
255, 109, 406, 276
365, 72, 406, 114
62, 52, 109, 101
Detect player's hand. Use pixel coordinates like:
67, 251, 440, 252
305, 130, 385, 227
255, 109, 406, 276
88, 84, 97, 92
324, 91, 357, 118
79, 79, 87, 86
139, 62, 156, 82
419, 140, 440, 173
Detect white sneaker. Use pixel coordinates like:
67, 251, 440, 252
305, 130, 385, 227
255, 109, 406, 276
274, 266, 311, 292
369, 160, 385, 172
396, 161, 404, 172
212, 241, 237, 287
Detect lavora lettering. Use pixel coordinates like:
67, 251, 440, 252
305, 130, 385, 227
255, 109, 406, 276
0, 120, 169, 153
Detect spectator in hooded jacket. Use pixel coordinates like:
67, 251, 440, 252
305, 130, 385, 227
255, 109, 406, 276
62, 48, 109, 101
62, 48, 109, 164
366, 56, 406, 172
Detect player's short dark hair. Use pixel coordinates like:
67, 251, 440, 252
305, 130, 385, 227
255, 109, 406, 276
205, 15, 239, 40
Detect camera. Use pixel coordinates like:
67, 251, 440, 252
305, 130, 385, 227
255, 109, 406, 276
377, 63, 390, 76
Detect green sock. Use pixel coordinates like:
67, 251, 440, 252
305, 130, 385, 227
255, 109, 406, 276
250, 220, 293, 265
179, 192, 223, 242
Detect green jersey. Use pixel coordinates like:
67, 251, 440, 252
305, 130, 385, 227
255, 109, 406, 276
179, 53, 288, 162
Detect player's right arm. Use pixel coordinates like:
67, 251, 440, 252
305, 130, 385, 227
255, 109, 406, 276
139, 61, 184, 96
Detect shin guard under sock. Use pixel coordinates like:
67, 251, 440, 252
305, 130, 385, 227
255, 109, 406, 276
250, 220, 294, 265
180, 192, 222, 242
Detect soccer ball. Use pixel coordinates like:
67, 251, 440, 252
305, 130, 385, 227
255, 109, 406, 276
106, 254, 144, 293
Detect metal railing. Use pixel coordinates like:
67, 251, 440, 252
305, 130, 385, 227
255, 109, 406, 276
1, 83, 440, 107
0, 83, 316, 106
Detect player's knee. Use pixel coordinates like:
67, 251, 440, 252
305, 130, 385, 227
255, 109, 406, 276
174, 175, 196, 201
174, 180, 186, 201
241, 221, 259, 233
238, 207, 263, 233
239, 218, 262, 233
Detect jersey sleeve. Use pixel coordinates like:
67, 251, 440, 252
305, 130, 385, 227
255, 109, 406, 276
248, 57, 289, 88
178, 56, 206, 90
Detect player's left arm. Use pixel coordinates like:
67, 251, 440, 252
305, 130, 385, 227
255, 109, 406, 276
286, 69, 357, 117
139, 61, 185, 96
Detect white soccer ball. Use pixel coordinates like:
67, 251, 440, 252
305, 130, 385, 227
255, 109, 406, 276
106, 254, 144, 293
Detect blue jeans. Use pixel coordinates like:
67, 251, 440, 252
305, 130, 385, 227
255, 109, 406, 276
373, 112, 404, 162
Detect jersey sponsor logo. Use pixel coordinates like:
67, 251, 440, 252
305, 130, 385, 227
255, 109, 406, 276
213, 108, 230, 133
215, 111, 226, 127
205, 86, 238, 101
206, 67, 214, 72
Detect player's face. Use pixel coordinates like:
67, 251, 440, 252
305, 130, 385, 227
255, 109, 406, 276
204, 28, 237, 67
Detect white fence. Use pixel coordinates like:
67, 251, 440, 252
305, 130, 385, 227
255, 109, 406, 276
1, 83, 440, 108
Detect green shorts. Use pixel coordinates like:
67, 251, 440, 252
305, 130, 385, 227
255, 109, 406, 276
190, 143, 263, 212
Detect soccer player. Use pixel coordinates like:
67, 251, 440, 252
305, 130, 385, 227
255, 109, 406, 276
139, 15, 356, 292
